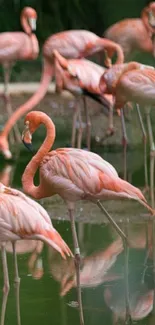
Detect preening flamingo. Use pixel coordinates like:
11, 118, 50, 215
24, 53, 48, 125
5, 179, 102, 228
0, 182, 72, 325
99, 61, 155, 185
104, 2, 155, 60
0, 7, 39, 146
21, 111, 154, 325
0, 29, 124, 159
53, 49, 114, 150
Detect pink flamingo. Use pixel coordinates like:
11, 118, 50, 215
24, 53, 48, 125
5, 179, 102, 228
99, 61, 155, 185
53, 49, 114, 150
0, 182, 72, 325
0, 29, 124, 159
104, 2, 155, 61
21, 110, 154, 325
0, 7, 39, 144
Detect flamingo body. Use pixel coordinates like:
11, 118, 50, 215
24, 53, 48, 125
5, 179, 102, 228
0, 183, 71, 258
104, 19, 153, 60
0, 32, 38, 63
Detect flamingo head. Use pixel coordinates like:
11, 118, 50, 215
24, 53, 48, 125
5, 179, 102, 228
148, 2, 155, 28
0, 136, 12, 160
21, 7, 37, 32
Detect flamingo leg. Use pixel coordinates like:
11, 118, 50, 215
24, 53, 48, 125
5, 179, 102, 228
150, 155, 155, 209
77, 105, 83, 149
120, 108, 128, 180
71, 100, 79, 148
83, 96, 91, 151
123, 224, 131, 323
3, 64, 21, 144
68, 207, 84, 325
136, 104, 149, 192
12, 242, 21, 325
152, 221, 155, 314
96, 200, 127, 242
0, 243, 10, 325
146, 107, 155, 155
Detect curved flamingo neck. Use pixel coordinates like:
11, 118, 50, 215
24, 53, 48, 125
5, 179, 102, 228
0, 59, 53, 139
22, 113, 56, 199
97, 38, 124, 65
141, 7, 154, 36
21, 13, 31, 35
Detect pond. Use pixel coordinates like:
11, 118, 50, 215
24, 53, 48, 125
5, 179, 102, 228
0, 95, 155, 325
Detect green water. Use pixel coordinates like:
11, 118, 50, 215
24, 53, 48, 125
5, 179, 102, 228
0, 133, 155, 325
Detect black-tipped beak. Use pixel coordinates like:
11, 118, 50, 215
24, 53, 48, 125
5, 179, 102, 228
22, 140, 34, 153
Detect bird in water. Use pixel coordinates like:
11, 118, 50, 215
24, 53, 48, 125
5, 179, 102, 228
0, 29, 124, 159
99, 61, 155, 187
21, 110, 154, 325
0, 7, 39, 145
0, 182, 72, 325
53, 49, 113, 150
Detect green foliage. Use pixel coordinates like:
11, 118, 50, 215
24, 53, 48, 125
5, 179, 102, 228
0, 0, 151, 81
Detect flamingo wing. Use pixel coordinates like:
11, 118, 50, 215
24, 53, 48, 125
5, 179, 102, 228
0, 33, 24, 62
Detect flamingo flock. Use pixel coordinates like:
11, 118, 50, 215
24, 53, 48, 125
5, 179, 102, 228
0, 3, 155, 325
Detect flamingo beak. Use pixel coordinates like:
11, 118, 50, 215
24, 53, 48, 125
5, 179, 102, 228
28, 17, 36, 31
22, 124, 34, 153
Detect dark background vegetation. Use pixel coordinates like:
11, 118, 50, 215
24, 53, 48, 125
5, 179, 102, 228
0, 0, 152, 81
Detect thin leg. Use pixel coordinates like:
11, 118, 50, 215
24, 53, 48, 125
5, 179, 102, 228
150, 155, 155, 209
71, 101, 79, 148
1, 243, 10, 325
152, 221, 155, 314
136, 104, 149, 192
96, 200, 127, 242
68, 208, 84, 325
120, 108, 128, 180
146, 107, 155, 154
12, 242, 21, 325
77, 106, 83, 149
123, 224, 131, 324
3, 64, 21, 144
83, 96, 91, 151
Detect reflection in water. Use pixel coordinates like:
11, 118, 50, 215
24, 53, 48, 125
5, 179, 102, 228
4, 240, 44, 280
48, 239, 123, 296
0, 146, 155, 325
104, 285, 154, 323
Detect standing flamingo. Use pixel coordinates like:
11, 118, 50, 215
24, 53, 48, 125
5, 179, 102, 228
0, 182, 72, 325
21, 111, 154, 325
53, 49, 114, 150
0, 7, 39, 145
104, 2, 155, 60
0, 29, 124, 159
99, 61, 155, 184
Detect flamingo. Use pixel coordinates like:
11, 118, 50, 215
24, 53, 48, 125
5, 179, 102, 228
104, 2, 155, 61
0, 7, 39, 145
21, 110, 154, 325
0, 29, 124, 159
99, 61, 155, 186
0, 182, 72, 325
53, 49, 114, 150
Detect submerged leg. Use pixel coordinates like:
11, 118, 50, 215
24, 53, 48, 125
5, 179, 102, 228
123, 224, 131, 324
1, 243, 10, 325
68, 205, 84, 325
83, 96, 91, 151
136, 104, 149, 192
120, 108, 128, 180
96, 200, 127, 242
3, 64, 21, 143
12, 242, 21, 325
